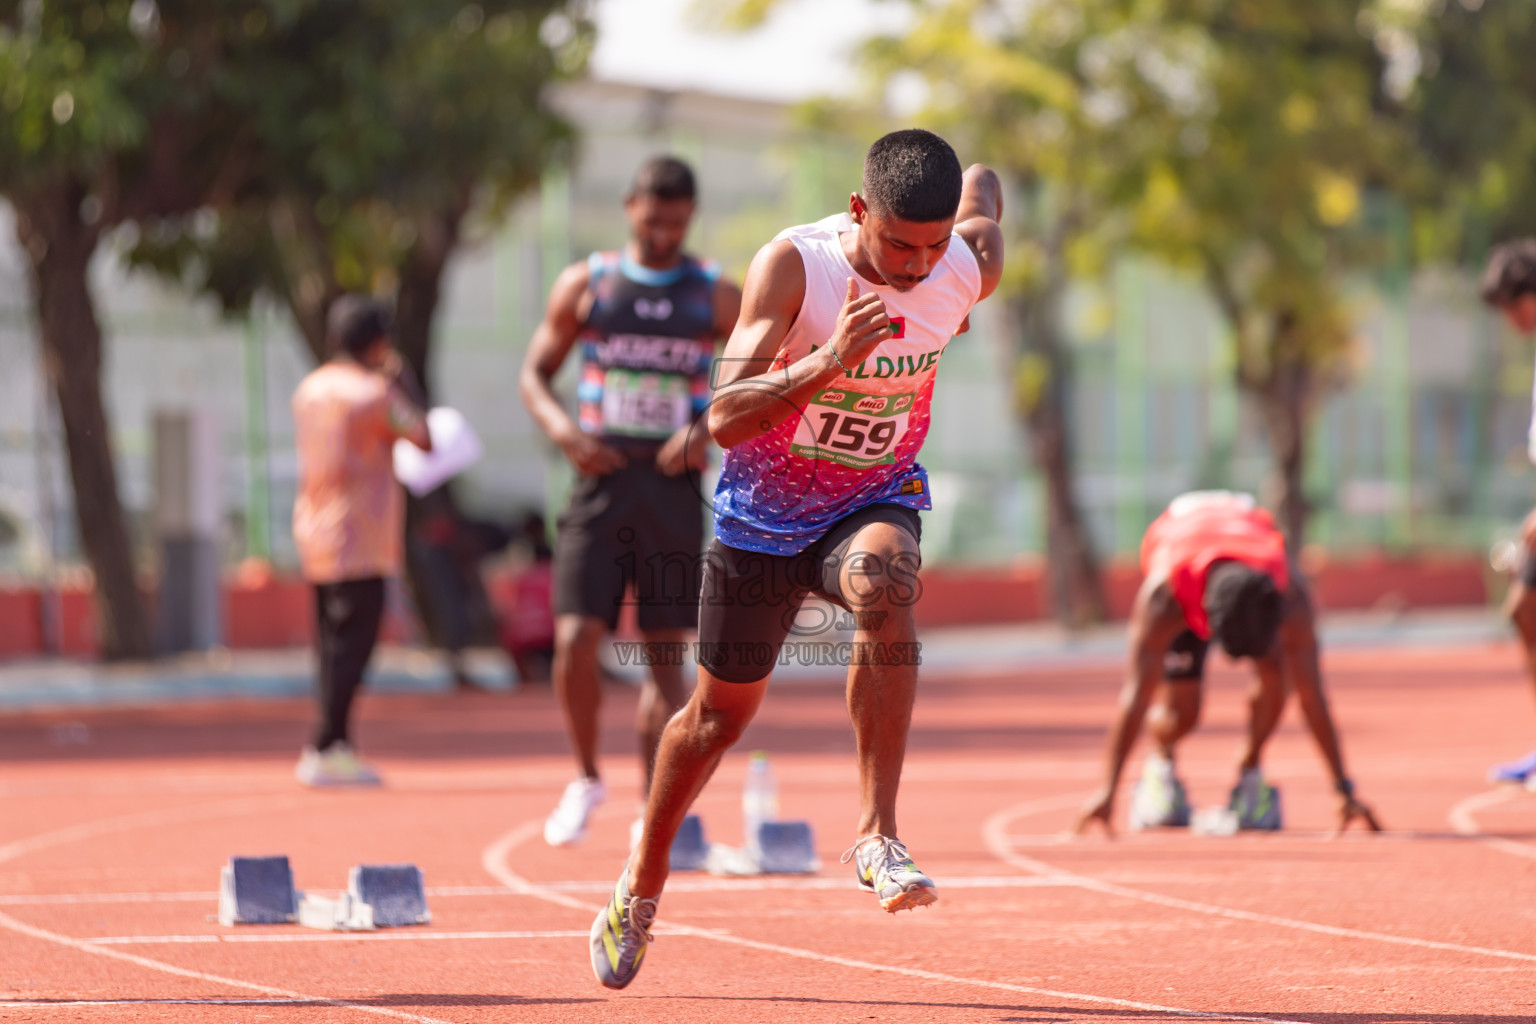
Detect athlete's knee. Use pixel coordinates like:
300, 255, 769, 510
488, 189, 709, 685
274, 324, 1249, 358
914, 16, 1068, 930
838, 548, 922, 625
679, 699, 751, 752
554, 615, 606, 655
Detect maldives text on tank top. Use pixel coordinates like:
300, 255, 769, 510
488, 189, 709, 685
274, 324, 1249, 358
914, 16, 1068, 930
576, 252, 718, 442
714, 214, 982, 554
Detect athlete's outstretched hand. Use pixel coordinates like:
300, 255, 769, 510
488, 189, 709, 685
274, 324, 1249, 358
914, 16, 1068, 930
557, 425, 626, 477
1331, 792, 1382, 838
1073, 785, 1117, 838
829, 277, 896, 368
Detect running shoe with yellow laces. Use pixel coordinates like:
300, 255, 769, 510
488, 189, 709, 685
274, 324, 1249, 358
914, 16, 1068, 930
589, 869, 658, 990
842, 834, 937, 912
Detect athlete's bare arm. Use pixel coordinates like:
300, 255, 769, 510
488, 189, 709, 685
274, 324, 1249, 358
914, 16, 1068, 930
654, 275, 744, 476
706, 241, 895, 449
954, 164, 1005, 302
1267, 588, 1382, 835
1075, 577, 1188, 836
519, 261, 626, 477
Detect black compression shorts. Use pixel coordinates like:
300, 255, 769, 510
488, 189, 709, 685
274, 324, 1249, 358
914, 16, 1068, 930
697, 503, 922, 684
1163, 629, 1209, 682
553, 445, 704, 632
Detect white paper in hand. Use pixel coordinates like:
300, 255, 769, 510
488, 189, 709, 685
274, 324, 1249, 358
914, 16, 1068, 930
393, 407, 483, 497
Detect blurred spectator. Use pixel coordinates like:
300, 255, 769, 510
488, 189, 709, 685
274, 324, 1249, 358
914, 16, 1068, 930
291, 296, 431, 788
406, 488, 513, 691
500, 512, 556, 685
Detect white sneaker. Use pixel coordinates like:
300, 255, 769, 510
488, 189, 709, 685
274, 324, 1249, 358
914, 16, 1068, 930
295, 743, 383, 788
544, 778, 607, 846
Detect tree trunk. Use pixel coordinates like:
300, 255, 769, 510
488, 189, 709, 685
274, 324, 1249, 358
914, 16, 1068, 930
1007, 291, 1107, 627
1253, 357, 1313, 551
393, 199, 497, 647
15, 182, 153, 660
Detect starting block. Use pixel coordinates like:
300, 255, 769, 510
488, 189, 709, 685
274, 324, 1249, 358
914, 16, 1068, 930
297, 890, 375, 932
217, 856, 297, 925
754, 821, 819, 874
349, 864, 430, 926
670, 815, 708, 872
704, 821, 820, 876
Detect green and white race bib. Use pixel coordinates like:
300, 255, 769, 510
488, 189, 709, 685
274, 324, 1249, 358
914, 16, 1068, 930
790, 387, 914, 469
601, 368, 691, 438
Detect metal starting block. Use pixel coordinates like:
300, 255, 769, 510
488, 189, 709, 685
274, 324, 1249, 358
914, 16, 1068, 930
670, 814, 708, 872
297, 890, 375, 932
754, 821, 819, 874
705, 821, 820, 876
349, 864, 430, 926
217, 856, 297, 925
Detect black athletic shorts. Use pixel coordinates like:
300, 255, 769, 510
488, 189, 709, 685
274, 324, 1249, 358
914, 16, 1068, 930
1163, 630, 1210, 682
553, 443, 704, 632
697, 503, 922, 684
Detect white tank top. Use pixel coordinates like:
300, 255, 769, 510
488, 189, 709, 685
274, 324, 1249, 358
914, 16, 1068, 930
711, 213, 982, 555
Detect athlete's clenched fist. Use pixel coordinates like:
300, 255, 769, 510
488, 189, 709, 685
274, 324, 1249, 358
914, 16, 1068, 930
827, 277, 896, 369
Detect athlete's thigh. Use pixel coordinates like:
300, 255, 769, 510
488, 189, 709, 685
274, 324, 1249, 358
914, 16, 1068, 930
632, 471, 705, 632
696, 539, 814, 685
552, 469, 638, 630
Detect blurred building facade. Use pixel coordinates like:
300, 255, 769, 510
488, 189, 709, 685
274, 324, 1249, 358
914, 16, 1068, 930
0, 78, 1531, 583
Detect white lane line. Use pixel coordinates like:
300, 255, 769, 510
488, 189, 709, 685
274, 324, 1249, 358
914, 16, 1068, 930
983, 796, 1536, 965
0, 998, 324, 1007
1447, 787, 1536, 861
0, 798, 460, 1024
480, 819, 1315, 1024
87, 930, 591, 945
4, 875, 1076, 907
0, 908, 459, 1024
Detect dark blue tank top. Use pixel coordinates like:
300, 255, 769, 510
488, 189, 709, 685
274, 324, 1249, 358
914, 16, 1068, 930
576, 252, 719, 441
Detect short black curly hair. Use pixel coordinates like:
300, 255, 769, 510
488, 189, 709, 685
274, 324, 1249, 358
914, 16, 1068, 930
1205, 561, 1283, 660
326, 295, 392, 358
629, 156, 697, 203
1480, 239, 1536, 308
861, 129, 964, 224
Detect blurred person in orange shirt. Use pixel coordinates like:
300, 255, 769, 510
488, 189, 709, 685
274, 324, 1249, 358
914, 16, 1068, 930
1480, 241, 1536, 787
291, 296, 431, 787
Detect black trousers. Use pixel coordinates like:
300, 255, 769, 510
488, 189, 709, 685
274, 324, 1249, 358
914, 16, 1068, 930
312, 577, 386, 751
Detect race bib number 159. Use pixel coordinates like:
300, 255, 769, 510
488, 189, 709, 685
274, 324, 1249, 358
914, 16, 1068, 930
790, 388, 913, 469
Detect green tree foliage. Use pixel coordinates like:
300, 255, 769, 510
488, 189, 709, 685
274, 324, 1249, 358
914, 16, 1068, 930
1402, 0, 1536, 261
129, 1, 589, 383
0, 1, 253, 659
0, 1, 586, 658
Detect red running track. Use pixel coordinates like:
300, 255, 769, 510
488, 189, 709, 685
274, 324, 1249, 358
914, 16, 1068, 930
2, 643, 1535, 1022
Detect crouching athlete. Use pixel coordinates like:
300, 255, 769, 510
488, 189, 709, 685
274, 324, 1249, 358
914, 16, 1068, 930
1074, 491, 1381, 837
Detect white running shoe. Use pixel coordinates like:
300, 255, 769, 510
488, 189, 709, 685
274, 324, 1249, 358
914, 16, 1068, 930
1127, 754, 1191, 830
295, 742, 383, 788
544, 777, 607, 846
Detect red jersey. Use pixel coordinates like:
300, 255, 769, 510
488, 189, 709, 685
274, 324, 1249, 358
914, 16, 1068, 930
1140, 493, 1290, 639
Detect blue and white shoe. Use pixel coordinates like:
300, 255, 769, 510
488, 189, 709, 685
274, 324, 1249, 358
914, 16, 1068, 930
844, 834, 937, 913
1128, 755, 1192, 830
1488, 748, 1536, 786
1229, 768, 1282, 830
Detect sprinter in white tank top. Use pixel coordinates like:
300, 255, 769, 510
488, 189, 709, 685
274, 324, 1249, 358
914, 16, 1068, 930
587, 130, 1004, 992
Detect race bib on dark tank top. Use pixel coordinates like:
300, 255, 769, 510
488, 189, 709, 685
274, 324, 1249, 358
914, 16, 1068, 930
576, 252, 718, 441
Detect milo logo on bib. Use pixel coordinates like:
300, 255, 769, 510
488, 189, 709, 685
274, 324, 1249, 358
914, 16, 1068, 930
790, 387, 914, 469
